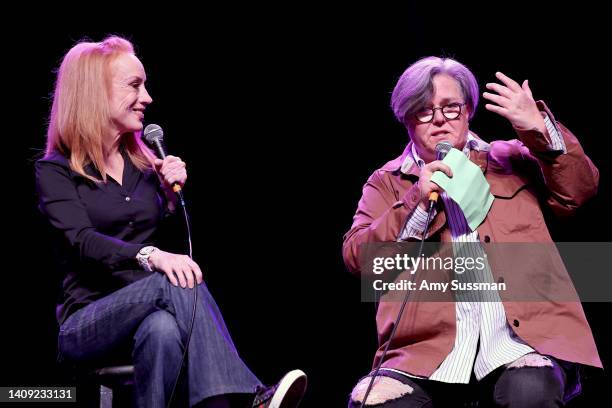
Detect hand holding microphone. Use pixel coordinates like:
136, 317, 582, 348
154, 156, 187, 192
417, 141, 453, 211
143, 124, 187, 209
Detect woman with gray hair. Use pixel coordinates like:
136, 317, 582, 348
391, 56, 479, 164
343, 56, 601, 406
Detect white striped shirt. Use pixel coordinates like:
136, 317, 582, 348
387, 114, 566, 383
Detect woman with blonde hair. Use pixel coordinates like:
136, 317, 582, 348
36, 35, 306, 408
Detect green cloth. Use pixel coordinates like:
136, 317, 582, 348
430, 148, 494, 231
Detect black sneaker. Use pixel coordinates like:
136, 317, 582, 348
252, 369, 307, 408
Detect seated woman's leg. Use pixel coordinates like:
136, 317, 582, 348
58, 274, 167, 364
133, 310, 185, 407
58, 273, 261, 407
492, 354, 567, 408
348, 371, 433, 408
160, 273, 261, 406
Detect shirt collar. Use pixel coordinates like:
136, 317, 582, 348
400, 131, 489, 174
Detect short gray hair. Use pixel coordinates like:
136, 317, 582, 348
391, 56, 479, 124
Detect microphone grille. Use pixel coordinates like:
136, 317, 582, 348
435, 141, 453, 156
143, 124, 164, 144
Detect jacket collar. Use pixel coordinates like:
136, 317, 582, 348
380, 131, 490, 176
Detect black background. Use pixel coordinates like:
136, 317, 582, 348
4, 2, 611, 406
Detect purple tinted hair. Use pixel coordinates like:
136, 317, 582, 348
391, 56, 479, 124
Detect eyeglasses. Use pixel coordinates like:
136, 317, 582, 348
414, 102, 466, 123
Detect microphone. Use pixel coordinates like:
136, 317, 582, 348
428, 141, 453, 204
142, 124, 182, 194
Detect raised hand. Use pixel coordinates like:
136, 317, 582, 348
483, 72, 546, 133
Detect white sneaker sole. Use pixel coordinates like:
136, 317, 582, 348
268, 369, 307, 408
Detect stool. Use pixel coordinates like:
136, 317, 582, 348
91, 365, 135, 408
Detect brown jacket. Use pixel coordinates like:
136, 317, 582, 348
342, 102, 603, 375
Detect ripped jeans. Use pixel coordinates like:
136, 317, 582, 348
349, 354, 578, 408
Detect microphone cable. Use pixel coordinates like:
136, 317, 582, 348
359, 199, 436, 408
360, 141, 452, 407
166, 190, 196, 408
141, 125, 197, 408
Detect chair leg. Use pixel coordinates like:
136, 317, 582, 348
99, 384, 113, 408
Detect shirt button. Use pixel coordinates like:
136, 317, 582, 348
128, 221, 134, 227
125, 196, 131, 202
484, 235, 491, 243
513, 319, 520, 327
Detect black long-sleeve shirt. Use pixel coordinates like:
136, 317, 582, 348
35, 149, 170, 325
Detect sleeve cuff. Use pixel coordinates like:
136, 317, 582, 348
116, 242, 148, 265
514, 100, 567, 154
543, 113, 567, 153
398, 205, 435, 240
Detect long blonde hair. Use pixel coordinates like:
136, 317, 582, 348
45, 35, 155, 182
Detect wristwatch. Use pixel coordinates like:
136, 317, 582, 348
136, 246, 158, 272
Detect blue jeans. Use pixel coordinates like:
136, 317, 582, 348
58, 272, 261, 407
